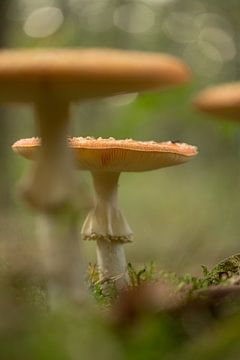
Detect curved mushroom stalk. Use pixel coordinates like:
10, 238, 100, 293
82, 171, 132, 289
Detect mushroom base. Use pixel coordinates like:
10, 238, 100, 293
96, 239, 130, 289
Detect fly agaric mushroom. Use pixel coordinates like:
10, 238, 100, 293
12, 137, 198, 289
194, 82, 240, 120
5, 48, 190, 301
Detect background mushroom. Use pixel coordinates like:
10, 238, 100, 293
194, 82, 240, 120
4, 48, 190, 302
12, 137, 198, 289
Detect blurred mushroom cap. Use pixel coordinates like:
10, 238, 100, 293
13, 137, 198, 172
194, 82, 240, 120
0, 48, 190, 103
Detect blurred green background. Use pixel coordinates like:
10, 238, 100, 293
1, 0, 240, 277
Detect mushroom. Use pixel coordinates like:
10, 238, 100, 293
194, 82, 240, 120
5, 48, 190, 301
12, 137, 198, 289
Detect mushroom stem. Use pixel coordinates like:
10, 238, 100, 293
96, 239, 129, 289
21, 100, 86, 303
22, 100, 74, 209
82, 171, 131, 288
37, 210, 85, 306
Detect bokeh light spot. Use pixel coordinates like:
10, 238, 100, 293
162, 12, 200, 43
23, 7, 64, 38
113, 3, 155, 34
142, 0, 176, 6
199, 27, 236, 62
183, 42, 223, 78
195, 13, 233, 34
80, 2, 113, 33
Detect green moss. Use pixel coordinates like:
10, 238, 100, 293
2, 254, 240, 359
87, 254, 240, 306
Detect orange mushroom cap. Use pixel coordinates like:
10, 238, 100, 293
194, 82, 240, 120
0, 48, 190, 103
12, 137, 198, 172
